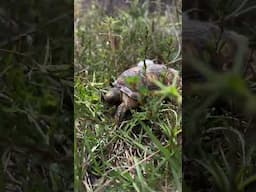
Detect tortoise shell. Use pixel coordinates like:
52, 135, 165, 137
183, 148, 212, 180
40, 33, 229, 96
112, 62, 180, 100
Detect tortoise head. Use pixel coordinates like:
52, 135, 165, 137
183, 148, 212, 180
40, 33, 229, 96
103, 87, 122, 105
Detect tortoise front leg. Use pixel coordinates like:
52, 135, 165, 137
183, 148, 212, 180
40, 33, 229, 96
115, 102, 127, 125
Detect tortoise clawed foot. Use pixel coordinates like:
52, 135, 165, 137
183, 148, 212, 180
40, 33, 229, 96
115, 103, 127, 125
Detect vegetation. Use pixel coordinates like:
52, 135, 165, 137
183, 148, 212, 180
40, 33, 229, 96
74, 0, 182, 191
183, 0, 256, 191
0, 0, 73, 191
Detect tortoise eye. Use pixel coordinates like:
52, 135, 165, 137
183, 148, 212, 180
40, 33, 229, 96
109, 80, 115, 87
111, 82, 117, 87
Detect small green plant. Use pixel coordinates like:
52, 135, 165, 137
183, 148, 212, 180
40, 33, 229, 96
196, 127, 256, 192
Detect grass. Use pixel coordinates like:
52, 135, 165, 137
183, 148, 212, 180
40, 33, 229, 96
74, 0, 182, 191
0, 0, 73, 191
183, 0, 256, 191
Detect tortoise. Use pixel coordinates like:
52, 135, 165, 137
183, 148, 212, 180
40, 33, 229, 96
103, 60, 181, 124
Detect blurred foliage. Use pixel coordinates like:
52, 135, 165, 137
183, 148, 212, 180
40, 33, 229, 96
75, 0, 181, 191
0, 0, 73, 191
183, 0, 256, 191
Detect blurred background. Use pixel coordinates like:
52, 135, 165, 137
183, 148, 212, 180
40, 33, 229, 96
183, 0, 256, 191
0, 0, 73, 191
